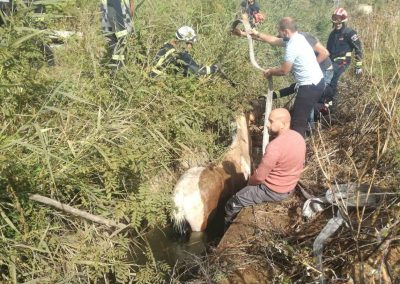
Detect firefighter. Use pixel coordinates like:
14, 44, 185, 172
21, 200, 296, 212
100, 0, 134, 68
326, 7, 363, 103
150, 26, 219, 78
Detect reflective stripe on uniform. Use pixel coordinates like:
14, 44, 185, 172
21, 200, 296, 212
356, 61, 362, 67
150, 48, 176, 76
345, 52, 352, 57
115, 29, 128, 38
206, 66, 211, 75
150, 68, 162, 75
112, 54, 125, 61
333, 56, 346, 62
153, 48, 176, 69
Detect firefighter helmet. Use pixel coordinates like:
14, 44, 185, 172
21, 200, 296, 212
175, 26, 197, 43
332, 8, 348, 23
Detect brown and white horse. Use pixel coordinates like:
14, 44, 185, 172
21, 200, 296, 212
172, 114, 251, 234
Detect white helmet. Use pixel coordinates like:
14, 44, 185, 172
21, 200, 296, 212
175, 26, 197, 43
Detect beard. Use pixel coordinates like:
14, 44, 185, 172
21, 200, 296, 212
268, 128, 279, 138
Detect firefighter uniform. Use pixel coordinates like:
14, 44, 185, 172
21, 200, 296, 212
327, 25, 363, 101
150, 42, 218, 78
100, 0, 133, 68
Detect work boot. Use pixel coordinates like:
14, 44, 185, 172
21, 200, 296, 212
224, 195, 243, 231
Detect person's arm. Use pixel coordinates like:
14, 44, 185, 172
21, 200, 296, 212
313, 41, 330, 64
232, 28, 284, 47
273, 83, 296, 99
248, 143, 279, 185
178, 52, 217, 76
264, 61, 292, 77
347, 30, 363, 61
346, 29, 363, 75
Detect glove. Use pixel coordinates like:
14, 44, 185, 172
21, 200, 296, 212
272, 90, 280, 99
253, 12, 265, 24
210, 64, 219, 74
355, 67, 362, 76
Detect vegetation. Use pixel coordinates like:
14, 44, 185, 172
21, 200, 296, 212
0, 0, 399, 283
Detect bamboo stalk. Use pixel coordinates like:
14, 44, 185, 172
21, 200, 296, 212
29, 194, 127, 229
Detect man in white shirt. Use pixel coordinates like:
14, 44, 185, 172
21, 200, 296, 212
233, 17, 325, 137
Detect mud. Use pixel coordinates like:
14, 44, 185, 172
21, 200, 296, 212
215, 192, 305, 283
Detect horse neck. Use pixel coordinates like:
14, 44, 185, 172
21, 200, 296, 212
221, 114, 251, 173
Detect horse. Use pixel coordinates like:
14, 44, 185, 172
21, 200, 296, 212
172, 114, 251, 234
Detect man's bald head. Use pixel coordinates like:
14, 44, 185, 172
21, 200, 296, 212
267, 108, 291, 136
270, 108, 291, 124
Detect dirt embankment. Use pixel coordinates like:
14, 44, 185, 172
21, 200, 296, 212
214, 188, 399, 284
211, 94, 399, 283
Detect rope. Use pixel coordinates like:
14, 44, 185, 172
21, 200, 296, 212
231, 18, 273, 154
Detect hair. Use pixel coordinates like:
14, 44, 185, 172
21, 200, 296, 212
278, 17, 297, 32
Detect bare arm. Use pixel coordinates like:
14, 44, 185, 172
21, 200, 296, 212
264, 61, 292, 77
232, 28, 284, 47
313, 41, 330, 64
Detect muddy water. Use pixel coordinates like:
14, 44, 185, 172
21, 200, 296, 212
131, 226, 207, 266
131, 214, 226, 266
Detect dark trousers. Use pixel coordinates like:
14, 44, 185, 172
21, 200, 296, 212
330, 61, 349, 99
290, 79, 325, 137
224, 184, 293, 226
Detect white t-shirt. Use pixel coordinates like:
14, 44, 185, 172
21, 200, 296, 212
284, 32, 323, 85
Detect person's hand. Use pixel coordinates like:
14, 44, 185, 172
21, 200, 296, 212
263, 68, 272, 78
249, 28, 259, 36
355, 67, 362, 76
231, 27, 244, 37
254, 12, 265, 24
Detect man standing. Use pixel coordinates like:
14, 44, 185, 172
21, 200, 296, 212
327, 8, 363, 103
150, 26, 219, 77
234, 17, 325, 137
272, 32, 334, 126
224, 108, 305, 228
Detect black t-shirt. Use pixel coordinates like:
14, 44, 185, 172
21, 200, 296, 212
300, 32, 332, 72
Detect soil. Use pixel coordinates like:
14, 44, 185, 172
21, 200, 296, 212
208, 100, 400, 284
214, 192, 305, 284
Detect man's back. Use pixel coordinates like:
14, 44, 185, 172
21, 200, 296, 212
285, 32, 323, 85
250, 129, 305, 193
264, 130, 305, 193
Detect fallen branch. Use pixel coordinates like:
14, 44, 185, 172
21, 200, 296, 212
29, 194, 127, 229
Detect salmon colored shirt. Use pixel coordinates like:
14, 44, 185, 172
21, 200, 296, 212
249, 129, 306, 193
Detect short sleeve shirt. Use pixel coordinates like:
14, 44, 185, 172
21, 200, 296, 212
284, 32, 323, 85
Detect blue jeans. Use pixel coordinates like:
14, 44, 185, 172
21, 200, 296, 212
323, 68, 334, 85
308, 69, 333, 129
330, 61, 349, 98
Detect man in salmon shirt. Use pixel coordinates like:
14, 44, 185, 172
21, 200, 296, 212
224, 108, 306, 229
